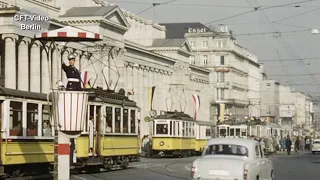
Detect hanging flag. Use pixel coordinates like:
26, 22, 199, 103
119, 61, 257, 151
148, 86, 156, 111
192, 94, 200, 120
80, 71, 88, 88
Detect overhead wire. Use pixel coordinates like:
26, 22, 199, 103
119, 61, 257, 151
272, 7, 320, 23
245, 0, 318, 91
136, 0, 179, 15
205, 0, 319, 24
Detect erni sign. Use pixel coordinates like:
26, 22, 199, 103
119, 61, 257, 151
187, 27, 207, 33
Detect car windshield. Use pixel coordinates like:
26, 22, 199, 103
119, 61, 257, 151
204, 144, 248, 156
313, 141, 320, 144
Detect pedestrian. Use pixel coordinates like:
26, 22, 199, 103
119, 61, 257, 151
294, 137, 300, 154
300, 137, 305, 151
285, 136, 292, 155
280, 137, 286, 152
62, 54, 82, 91
88, 116, 95, 156
306, 138, 311, 150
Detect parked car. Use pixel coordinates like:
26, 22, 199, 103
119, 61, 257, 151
311, 139, 320, 154
191, 138, 274, 180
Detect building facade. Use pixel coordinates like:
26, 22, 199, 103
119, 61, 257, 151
161, 23, 260, 123
279, 85, 296, 126
0, 0, 213, 147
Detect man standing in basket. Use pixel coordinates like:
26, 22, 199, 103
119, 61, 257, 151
62, 54, 82, 91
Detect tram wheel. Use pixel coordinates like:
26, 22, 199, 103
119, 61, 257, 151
120, 157, 129, 169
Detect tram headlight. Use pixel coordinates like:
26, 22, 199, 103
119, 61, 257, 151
159, 141, 164, 146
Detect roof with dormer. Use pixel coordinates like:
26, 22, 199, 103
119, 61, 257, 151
151, 38, 186, 47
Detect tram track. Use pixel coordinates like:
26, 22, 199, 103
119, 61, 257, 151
145, 160, 192, 180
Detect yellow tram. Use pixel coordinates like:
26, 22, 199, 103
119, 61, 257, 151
151, 111, 214, 157
0, 87, 140, 178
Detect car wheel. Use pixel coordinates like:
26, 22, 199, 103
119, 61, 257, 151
256, 175, 259, 180
271, 170, 275, 180
312, 151, 315, 154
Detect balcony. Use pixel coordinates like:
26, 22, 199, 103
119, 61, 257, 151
214, 66, 231, 73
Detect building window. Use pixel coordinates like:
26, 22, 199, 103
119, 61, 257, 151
220, 72, 225, 82
203, 55, 208, 65
27, 103, 38, 136
217, 41, 224, 48
220, 56, 225, 65
190, 41, 195, 47
202, 41, 208, 48
9, 101, 23, 136
216, 89, 220, 101
42, 105, 52, 137
123, 109, 129, 133
105, 107, 112, 133
130, 110, 136, 133
115, 108, 121, 133
221, 89, 225, 100
190, 56, 195, 65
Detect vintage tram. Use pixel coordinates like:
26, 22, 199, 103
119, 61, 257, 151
0, 87, 140, 178
151, 111, 214, 157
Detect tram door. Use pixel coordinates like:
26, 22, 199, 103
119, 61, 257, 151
89, 105, 102, 156
95, 106, 102, 155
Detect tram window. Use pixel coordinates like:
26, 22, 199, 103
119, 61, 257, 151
105, 107, 112, 133
42, 105, 52, 137
115, 108, 121, 133
177, 122, 180, 136
236, 128, 240, 136
27, 103, 38, 136
156, 124, 168, 134
172, 121, 175, 135
130, 110, 136, 133
9, 101, 22, 136
219, 129, 226, 136
169, 121, 172, 135
230, 129, 235, 136
192, 123, 195, 137
241, 129, 246, 137
206, 129, 211, 137
123, 109, 128, 133
182, 122, 185, 136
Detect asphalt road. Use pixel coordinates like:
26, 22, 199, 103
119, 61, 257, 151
70, 151, 320, 180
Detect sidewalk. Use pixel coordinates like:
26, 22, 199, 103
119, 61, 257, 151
273, 150, 311, 156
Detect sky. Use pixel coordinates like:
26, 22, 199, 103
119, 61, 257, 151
108, 0, 320, 99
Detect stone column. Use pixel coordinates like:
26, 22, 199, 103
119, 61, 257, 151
30, 40, 41, 93
2, 34, 18, 89
17, 37, 31, 91
132, 65, 138, 102
126, 63, 133, 98
41, 47, 50, 93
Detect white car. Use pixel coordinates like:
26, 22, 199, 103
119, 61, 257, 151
192, 138, 274, 180
311, 139, 320, 154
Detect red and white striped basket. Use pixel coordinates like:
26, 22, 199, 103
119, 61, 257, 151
52, 91, 89, 134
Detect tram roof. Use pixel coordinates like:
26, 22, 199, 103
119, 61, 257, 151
155, 111, 194, 121
0, 87, 48, 100
0, 87, 137, 107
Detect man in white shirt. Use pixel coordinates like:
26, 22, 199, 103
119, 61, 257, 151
88, 116, 95, 156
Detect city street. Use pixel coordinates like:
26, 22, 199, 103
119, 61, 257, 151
70, 152, 320, 180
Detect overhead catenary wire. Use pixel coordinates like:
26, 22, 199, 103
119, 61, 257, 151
205, 0, 319, 24
136, 0, 179, 15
